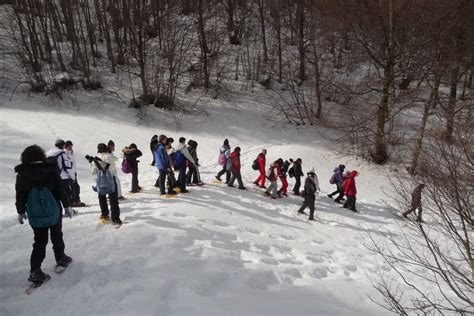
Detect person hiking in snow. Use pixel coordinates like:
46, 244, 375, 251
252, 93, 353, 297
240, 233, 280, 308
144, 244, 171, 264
122, 143, 143, 193
165, 137, 178, 190
108, 140, 125, 200
154, 135, 177, 195
297, 168, 320, 221
328, 164, 346, 203
15, 145, 75, 284
46, 139, 75, 214
64, 140, 85, 207
342, 170, 358, 212
253, 149, 267, 188
277, 158, 290, 196
216, 138, 231, 184
88, 143, 122, 225
264, 163, 279, 199
186, 139, 202, 185
150, 135, 158, 166
228, 147, 246, 190
402, 183, 425, 222
174, 137, 196, 193
289, 158, 304, 195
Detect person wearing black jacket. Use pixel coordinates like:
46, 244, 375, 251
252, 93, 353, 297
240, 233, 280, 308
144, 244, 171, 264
15, 145, 74, 284
150, 135, 158, 166
122, 143, 143, 193
290, 158, 304, 195
297, 168, 320, 221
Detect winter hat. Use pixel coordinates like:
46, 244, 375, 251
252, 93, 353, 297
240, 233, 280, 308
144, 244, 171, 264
262, 149, 267, 154
223, 138, 229, 146
339, 164, 345, 170
107, 140, 115, 147
235, 146, 241, 152
307, 167, 316, 176
55, 138, 65, 149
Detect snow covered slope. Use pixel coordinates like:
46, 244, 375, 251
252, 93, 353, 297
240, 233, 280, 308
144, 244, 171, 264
0, 91, 397, 315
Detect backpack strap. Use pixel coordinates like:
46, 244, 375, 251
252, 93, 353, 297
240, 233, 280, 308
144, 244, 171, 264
93, 157, 110, 172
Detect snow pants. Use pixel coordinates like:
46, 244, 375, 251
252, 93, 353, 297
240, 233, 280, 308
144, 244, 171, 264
265, 180, 278, 198
298, 195, 315, 220
255, 168, 266, 187
217, 164, 231, 183
178, 165, 187, 191
329, 183, 345, 202
278, 175, 288, 193
229, 169, 244, 188
343, 195, 356, 211
71, 178, 81, 203
98, 177, 120, 221
30, 215, 65, 271
187, 164, 199, 184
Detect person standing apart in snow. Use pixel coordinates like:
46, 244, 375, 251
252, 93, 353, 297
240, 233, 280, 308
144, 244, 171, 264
88, 143, 122, 225
150, 135, 158, 166
15, 145, 74, 284
289, 158, 304, 195
402, 183, 425, 222
297, 168, 320, 221
254, 149, 267, 188
46, 139, 75, 213
328, 164, 346, 203
174, 137, 196, 193
122, 143, 142, 193
64, 140, 86, 207
264, 163, 279, 199
108, 140, 125, 200
228, 147, 246, 190
186, 139, 202, 185
342, 170, 359, 212
216, 138, 231, 184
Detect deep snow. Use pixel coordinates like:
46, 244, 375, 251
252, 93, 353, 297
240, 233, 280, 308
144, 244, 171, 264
0, 90, 400, 315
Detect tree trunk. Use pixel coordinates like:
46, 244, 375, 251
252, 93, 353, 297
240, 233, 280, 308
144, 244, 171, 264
297, 0, 305, 83
197, 0, 210, 89
258, 0, 268, 63
409, 72, 441, 175
445, 60, 459, 142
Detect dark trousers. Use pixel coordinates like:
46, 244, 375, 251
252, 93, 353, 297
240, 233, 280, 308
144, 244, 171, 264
298, 195, 315, 219
187, 165, 199, 184
403, 204, 422, 221
151, 150, 155, 166
178, 165, 187, 191
217, 165, 231, 183
158, 169, 167, 194
71, 179, 81, 203
329, 183, 345, 202
131, 165, 139, 191
229, 169, 244, 188
30, 215, 64, 271
98, 177, 120, 220
61, 179, 72, 208
343, 195, 356, 211
293, 176, 301, 194
167, 170, 177, 190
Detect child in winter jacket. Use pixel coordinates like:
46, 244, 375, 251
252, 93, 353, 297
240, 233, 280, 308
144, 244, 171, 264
65, 140, 86, 207
15, 145, 74, 284
297, 168, 320, 221
253, 149, 267, 188
216, 138, 231, 184
264, 163, 279, 199
174, 137, 196, 193
154, 135, 177, 195
328, 164, 346, 203
277, 158, 290, 196
186, 140, 202, 185
289, 158, 304, 195
122, 143, 143, 193
342, 170, 358, 212
89, 143, 122, 225
228, 147, 246, 190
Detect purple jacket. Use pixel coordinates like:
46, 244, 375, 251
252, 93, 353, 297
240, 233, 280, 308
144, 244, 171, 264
333, 167, 344, 184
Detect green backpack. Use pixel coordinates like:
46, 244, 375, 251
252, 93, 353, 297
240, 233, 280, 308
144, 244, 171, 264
26, 187, 60, 228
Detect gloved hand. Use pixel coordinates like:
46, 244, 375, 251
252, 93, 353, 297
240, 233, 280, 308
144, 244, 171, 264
65, 207, 76, 219
18, 213, 27, 224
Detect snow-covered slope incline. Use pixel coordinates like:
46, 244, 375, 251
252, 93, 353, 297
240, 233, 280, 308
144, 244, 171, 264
0, 94, 393, 315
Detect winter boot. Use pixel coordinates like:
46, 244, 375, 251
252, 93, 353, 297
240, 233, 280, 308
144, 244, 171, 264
57, 255, 73, 268
28, 269, 50, 283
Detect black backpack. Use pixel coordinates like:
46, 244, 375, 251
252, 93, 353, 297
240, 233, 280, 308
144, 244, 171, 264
288, 166, 295, 178
252, 159, 259, 170
281, 161, 290, 173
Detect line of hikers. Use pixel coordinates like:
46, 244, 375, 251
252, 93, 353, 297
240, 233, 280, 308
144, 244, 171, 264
13, 137, 425, 285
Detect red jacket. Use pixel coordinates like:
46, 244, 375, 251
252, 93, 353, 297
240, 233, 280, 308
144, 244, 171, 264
343, 170, 358, 196
257, 153, 266, 172
231, 150, 240, 170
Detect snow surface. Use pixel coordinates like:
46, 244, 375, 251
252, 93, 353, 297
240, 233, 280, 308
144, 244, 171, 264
0, 91, 401, 315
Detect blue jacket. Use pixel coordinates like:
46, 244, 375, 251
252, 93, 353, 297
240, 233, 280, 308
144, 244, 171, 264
333, 167, 344, 184
154, 143, 170, 171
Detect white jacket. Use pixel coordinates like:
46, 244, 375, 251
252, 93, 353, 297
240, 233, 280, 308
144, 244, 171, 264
46, 148, 73, 180
175, 143, 196, 166
90, 153, 118, 176
65, 150, 77, 179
